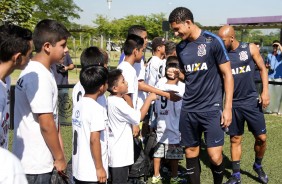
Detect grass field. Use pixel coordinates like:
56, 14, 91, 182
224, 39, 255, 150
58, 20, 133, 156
8, 115, 282, 184
8, 51, 282, 183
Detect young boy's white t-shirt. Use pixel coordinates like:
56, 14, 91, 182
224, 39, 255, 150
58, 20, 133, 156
72, 97, 108, 181
12, 61, 58, 174
145, 56, 164, 87
154, 81, 184, 144
72, 81, 107, 110
107, 95, 140, 167
0, 147, 28, 184
117, 61, 138, 109
0, 76, 11, 149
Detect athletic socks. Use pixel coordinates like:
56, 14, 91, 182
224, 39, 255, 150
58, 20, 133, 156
255, 157, 263, 166
210, 162, 225, 184
186, 157, 200, 184
232, 160, 241, 173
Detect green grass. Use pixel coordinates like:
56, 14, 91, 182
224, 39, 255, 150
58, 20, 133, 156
8, 115, 282, 183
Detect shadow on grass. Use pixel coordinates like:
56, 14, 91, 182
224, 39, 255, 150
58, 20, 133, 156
199, 139, 262, 183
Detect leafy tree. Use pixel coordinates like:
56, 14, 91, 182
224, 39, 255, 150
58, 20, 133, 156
0, 0, 82, 28
0, 0, 35, 28
31, 0, 82, 27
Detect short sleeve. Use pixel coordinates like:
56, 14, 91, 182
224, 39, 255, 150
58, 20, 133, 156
26, 73, 55, 113
64, 53, 73, 65
89, 105, 105, 132
213, 37, 230, 65
111, 99, 140, 125
121, 69, 135, 95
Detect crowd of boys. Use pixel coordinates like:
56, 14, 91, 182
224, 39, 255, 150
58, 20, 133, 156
0, 6, 272, 184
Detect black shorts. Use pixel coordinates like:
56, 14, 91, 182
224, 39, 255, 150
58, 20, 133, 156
179, 110, 224, 148
109, 166, 129, 184
228, 101, 266, 137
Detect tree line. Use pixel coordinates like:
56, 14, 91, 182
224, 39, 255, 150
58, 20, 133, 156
0, 0, 280, 52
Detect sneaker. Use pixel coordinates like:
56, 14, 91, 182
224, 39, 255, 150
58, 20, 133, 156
170, 176, 187, 184
151, 175, 161, 184
253, 164, 269, 184
224, 175, 241, 184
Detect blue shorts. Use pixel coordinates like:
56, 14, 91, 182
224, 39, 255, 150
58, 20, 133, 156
228, 101, 266, 137
179, 110, 224, 148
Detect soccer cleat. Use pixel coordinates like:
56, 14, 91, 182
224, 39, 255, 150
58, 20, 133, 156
151, 175, 162, 184
170, 176, 187, 184
253, 164, 269, 184
224, 175, 241, 184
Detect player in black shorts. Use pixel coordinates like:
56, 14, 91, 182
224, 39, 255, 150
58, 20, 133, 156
218, 25, 270, 184
168, 7, 234, 184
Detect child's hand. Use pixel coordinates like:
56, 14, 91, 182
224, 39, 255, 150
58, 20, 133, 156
148, 93, 157, 101
132, 125, 140, 137
54, 157, 67, 172
96, 167, 107, 183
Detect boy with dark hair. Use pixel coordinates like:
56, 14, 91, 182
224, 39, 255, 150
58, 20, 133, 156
72, 46, 108, 106
107, 69, 156, 183
0, 24, 32, 150
12, 19, 70, 183
72, 65, 108, 183
117, 34, 144, 136
152, 56, 185, 184
168, 7, 234, 184
145, 37, 166, 86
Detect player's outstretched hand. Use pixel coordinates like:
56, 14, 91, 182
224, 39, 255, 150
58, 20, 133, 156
96, 167, 107, 183
166, 67, 180, 79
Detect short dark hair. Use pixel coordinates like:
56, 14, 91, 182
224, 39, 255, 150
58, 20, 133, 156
0, 24, 32, 62
128, 25, 146, 36
169, 7, 194, 24
123, 34, 144, 56
33, 19, 71, 53
165, 41, 176, 56
80, 46, 108, 68
80, 65, 108, 94
166, 55, 179, 66
107, 69, 123, 94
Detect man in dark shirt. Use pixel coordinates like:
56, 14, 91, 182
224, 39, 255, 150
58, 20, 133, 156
168, 7, 234, 184
219, 25, 270, 184
51, 52, 74, 85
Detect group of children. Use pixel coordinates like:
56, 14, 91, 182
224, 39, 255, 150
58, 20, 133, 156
0, 18, 185, 183
72, 30, 185, 183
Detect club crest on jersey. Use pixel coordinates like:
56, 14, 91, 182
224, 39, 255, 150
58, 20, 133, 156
184, 62, 208, 73
239, 51, 248, 61
232, 65, 251, 75
198, 44, 206, 57
72, 110, 81, 127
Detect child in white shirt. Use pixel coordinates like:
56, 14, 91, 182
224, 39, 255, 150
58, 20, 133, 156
107, 69, 156, 184
0, 24, 32, 149
72, 65, 108, 183
152, 56, 185, 184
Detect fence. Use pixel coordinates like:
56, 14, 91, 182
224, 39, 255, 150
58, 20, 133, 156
8, 80, 282, 129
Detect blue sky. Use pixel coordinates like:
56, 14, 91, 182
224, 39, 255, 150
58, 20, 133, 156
73, 0, 282, 27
